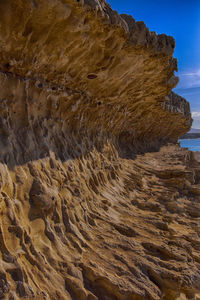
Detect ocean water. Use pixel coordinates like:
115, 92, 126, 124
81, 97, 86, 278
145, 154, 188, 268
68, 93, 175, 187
179, 138, 200, 152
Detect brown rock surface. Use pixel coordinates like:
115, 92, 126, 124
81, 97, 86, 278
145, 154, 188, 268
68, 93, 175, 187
0, 1, 199, 299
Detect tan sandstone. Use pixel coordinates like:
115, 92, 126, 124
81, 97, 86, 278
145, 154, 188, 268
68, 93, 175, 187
0, 1, 199, 299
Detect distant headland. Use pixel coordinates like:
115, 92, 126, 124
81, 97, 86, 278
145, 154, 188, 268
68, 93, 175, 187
180, 128, 200, 139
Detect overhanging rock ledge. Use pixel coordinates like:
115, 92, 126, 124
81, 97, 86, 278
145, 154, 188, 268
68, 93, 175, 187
0, 1, 199, 300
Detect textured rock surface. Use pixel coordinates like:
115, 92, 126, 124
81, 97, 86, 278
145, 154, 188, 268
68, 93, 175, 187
0, 0, 199, 299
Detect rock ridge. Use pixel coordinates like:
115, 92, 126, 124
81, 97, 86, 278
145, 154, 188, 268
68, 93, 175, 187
0, 1, 199, 300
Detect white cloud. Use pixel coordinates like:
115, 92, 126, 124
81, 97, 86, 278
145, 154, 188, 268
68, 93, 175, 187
183, 70, 200, 77
178, 69, 200, 89
192, 111, 200, 129
192, 111, 200, 118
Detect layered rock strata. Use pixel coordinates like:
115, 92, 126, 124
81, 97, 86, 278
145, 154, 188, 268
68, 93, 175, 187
0, 1, 199, 300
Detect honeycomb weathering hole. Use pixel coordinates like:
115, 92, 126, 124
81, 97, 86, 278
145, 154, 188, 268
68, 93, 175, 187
87, 74, 98, 79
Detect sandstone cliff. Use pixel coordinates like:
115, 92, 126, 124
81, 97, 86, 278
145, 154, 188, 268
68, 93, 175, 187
0, 1, 199, 300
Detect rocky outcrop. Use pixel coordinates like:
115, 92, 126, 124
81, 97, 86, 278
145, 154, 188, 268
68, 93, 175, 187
0, 1, 199, 300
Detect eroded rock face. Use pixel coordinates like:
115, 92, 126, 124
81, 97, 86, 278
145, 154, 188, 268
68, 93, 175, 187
0, 1, 199, 299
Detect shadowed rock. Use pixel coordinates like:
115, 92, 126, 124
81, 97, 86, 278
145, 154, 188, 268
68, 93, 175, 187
0, 1, 199, 300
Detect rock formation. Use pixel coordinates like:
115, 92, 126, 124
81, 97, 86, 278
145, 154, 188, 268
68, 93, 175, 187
0, 0, 199, 299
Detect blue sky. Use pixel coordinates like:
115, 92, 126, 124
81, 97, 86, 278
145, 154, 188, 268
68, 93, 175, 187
107, 0, 200, 128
